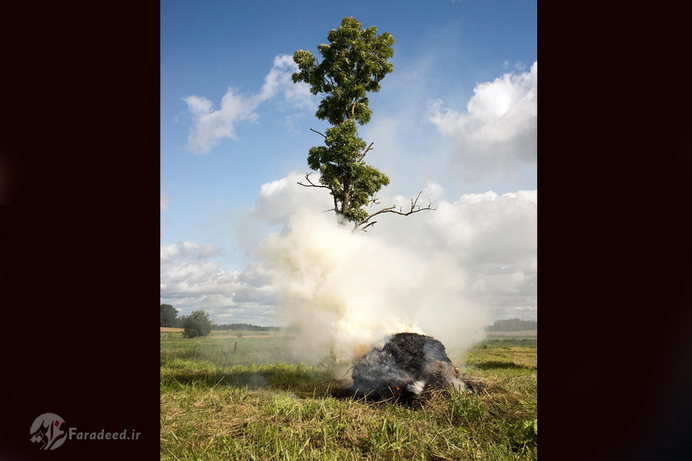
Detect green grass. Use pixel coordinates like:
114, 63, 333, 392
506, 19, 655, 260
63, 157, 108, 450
161, 332, 537, 460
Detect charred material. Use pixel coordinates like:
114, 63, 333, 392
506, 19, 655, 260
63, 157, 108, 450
351, 332, 467, 404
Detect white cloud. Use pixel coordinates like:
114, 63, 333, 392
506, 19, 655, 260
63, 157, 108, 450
258, 55, 315, 109
182, 90, 259, 155
430, 190, 537, 266
182, 55, 315, 155
252, 172, 535, 280
160, 241, 277, 323
361, 185, 537, 321
428, 61, 537, 181
252, 171, 333, 225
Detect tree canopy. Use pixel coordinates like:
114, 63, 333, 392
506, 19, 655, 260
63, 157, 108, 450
293, 17, 432, 231
181, 309, 213, 338
293, 16, 394, 127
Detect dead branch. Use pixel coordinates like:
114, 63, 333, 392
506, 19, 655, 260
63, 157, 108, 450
352, 191, 435, 232
360, 220, 377, 232
310, 128, 326, 138
297, 173, 330, 189
298, 173, 340, 216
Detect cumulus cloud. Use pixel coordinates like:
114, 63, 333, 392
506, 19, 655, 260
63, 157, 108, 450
182, 91, 259, 155
375, 188, 537, 321
182, 55, 316, 155
293, 178, 537, 322
258, 55, 315, 110
433, 190, 536, 319
160, 241, 277, 324
428, 61, 537, 181
252, 171, 333, 225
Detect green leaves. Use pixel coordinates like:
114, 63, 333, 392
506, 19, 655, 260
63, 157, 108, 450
305, 120, 390, 223
294, 18, 394, 227
182, 310, 213, 338
291, 50, 319, 94
161, 304, 179, 327
292, 17, 394, 126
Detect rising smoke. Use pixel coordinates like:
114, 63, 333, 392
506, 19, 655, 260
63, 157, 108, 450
258, 207, 489, 366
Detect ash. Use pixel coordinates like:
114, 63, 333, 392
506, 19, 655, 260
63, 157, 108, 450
351, 332, 471, 404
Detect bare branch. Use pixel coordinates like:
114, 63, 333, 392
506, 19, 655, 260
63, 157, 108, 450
297, 173, 330, 189
356, 205, 395, 225
352, 191, 436, 232
360, 221, 377, 232
298, 174, 340, 218
358, 142, 375, 163
411, 191, 422, 210
310, 128, 326, 138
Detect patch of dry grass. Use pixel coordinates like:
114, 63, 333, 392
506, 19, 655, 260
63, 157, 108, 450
160, 335, 537, 460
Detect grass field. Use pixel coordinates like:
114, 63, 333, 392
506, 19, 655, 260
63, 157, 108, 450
160, 330, 537, 460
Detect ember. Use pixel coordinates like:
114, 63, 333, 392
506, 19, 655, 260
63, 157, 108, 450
351, 332, 469, 404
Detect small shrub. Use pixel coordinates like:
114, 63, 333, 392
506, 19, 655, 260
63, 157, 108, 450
182, 310, 213, 338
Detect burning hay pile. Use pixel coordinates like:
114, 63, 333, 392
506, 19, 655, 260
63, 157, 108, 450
351, 332, 473, 404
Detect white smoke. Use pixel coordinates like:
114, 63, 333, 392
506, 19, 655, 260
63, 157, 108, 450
258, 207, 490, 365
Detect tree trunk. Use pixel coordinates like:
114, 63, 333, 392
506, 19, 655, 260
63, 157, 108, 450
341, 175, 351, 223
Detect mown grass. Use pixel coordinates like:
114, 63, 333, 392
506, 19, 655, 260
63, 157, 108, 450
161, 331, 537, 460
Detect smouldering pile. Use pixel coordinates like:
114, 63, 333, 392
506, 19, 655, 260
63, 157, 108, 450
351, 332, 467, 404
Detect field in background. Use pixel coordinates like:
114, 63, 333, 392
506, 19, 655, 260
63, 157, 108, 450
160, 330, 537, 460
160, 328, 297, 338
486, 330, 537, 338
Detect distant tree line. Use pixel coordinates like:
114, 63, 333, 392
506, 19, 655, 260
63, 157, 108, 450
160, 304, 212, 338
212, 323, 281, 332
160, 304, 181, 327
487, 318, 537, 331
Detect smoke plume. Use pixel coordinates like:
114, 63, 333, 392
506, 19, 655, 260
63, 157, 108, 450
258, 207, 489, 365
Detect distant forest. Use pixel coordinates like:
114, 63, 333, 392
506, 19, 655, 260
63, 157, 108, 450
487, 318, 537, 331
212, 323, 281, 332
161, 304, 282, 331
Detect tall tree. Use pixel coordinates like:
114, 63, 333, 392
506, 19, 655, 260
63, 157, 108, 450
293, 17, 433, 232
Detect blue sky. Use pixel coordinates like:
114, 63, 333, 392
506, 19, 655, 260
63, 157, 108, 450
160, 0, 537, 327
